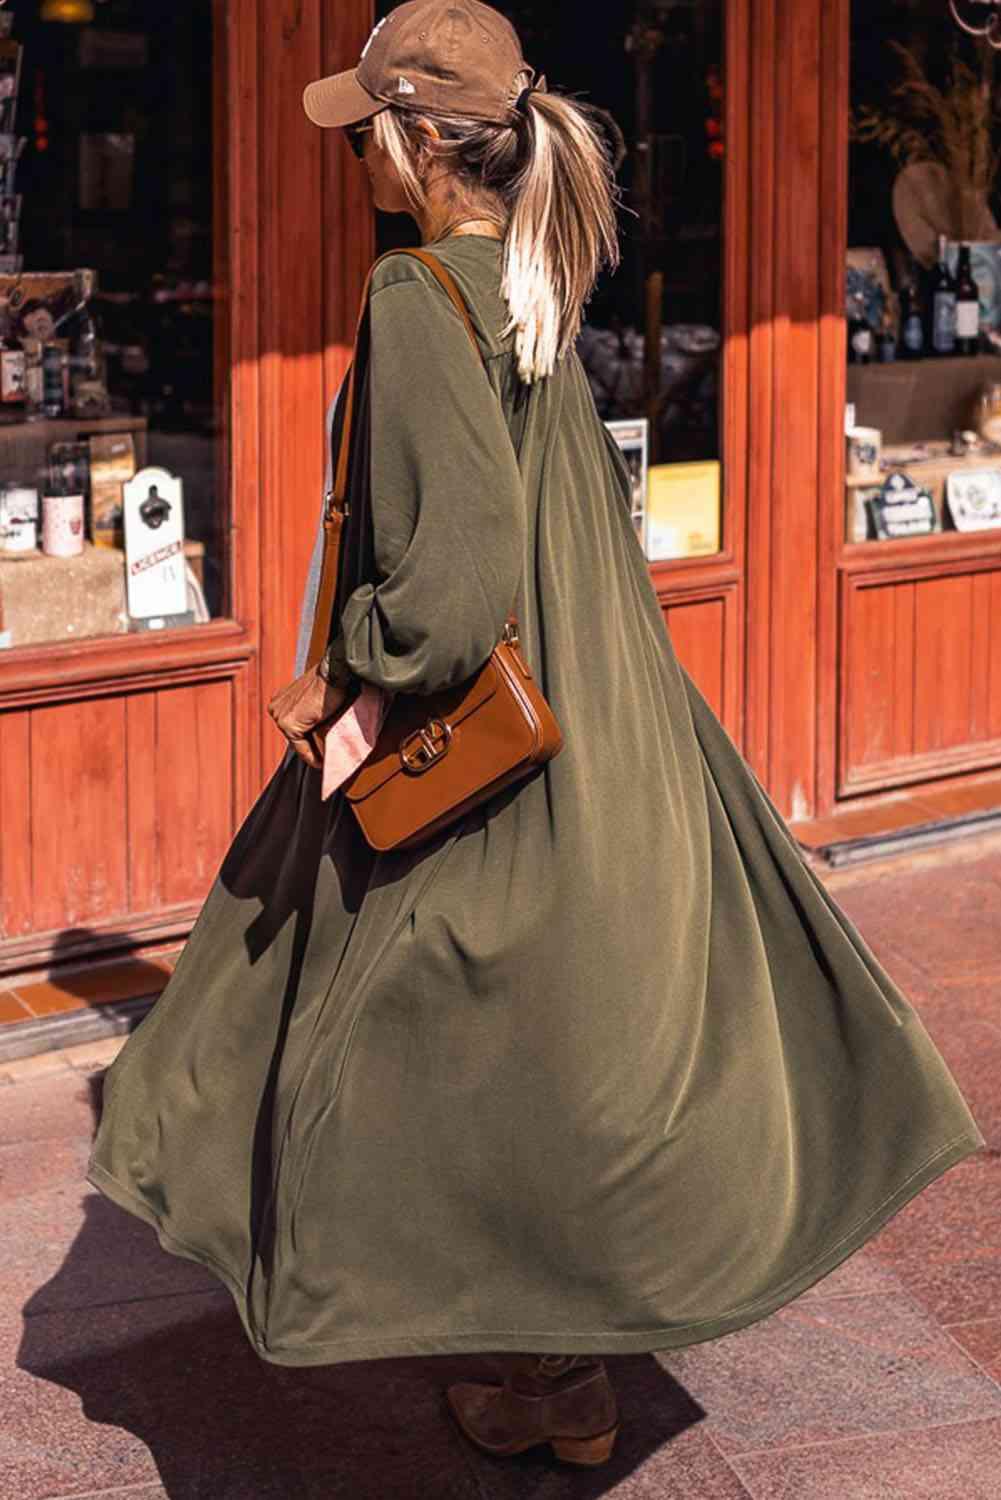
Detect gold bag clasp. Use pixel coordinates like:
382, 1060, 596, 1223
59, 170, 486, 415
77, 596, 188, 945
400, 718, 452, 774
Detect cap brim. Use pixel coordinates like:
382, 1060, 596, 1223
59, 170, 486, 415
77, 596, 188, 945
302, 68, 385, 128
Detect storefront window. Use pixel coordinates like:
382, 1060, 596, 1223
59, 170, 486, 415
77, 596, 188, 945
846, 0, 1001, 543
0, 0, 227, 650
373, 0, 726, 564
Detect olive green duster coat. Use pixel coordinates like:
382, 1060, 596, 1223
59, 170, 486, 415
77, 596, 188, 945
87, 236, 983, 1368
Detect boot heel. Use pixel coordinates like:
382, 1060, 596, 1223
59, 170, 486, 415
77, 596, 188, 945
551, 1424, 619, 1466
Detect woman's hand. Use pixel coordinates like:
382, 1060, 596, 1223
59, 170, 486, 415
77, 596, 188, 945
267, 666, 352, 771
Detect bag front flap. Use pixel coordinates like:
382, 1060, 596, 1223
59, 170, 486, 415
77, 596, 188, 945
345, 656, 500, 803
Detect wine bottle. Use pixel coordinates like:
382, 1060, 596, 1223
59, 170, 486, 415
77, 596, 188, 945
900, 280, 925, 359
847, 288, 874, 364
955, 243, 980, 356
877, 324, 897, 362
931, 234, 957, 357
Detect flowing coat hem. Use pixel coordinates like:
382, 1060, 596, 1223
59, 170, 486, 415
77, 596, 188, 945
85, 1128, 983, 1369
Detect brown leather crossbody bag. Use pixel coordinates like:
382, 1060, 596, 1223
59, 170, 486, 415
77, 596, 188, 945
304, 248, 563, 853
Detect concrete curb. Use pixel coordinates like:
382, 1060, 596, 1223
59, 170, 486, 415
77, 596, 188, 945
815, 808, 1001, 867
0, 992, 157, 1067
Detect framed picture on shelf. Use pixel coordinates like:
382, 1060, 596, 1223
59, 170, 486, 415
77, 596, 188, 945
865, 472, 937, 540
946, 469, 1001, 531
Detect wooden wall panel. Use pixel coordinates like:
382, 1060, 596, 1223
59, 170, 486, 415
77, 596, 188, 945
970, 569, 992, 743
716, 0, 750, 737
0, 668, 246, 972
988, 570, 1001, 740
658, 580, 742, 741
839, 560, 1001, 793
843, 582, 897, 773
768, 0, 822, 823
744, 0, 776, 783
743, 0, 836, 822
912, 575, 975, 756
257, 0, 327, 772
814, 0, 851, 817
889, 580, 916, 760
663, 600, 726, 723
156, 681, 235, 905
125, 693, 158, 914
226, 0, 263, 811
323, 0, 376, 394
0, 711, 33, 940
28, 698, 129, 933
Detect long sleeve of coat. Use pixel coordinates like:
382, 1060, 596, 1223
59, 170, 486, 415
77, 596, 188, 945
331, 258, 526, 697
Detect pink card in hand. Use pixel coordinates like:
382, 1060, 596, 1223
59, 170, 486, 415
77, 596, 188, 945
321, 683, 390, 802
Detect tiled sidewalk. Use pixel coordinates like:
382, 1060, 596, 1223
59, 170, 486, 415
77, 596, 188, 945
2, 834, 1001, 1498
0, 955, 176, 1030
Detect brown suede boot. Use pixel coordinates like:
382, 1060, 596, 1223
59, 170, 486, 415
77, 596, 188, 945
446, 1354, 619, 1465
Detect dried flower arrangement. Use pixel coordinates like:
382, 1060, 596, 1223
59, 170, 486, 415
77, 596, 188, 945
852, 42, 1001, 241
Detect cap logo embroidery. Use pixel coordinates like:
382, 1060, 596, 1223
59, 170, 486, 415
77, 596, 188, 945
396, 75, 416, 94
360, 16, 388, 60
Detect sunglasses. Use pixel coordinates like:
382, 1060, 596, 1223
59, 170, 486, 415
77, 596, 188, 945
345, 122, 375, 160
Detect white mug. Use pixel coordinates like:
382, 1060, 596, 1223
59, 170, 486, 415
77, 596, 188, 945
42, 493, 85, 557
847, 426, 882, 483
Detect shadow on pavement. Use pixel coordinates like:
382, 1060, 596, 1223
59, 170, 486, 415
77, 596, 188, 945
15, 1071, 706, 1500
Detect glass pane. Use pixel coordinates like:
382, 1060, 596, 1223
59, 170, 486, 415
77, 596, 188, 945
0, 0, 229, 650
847, 0, 1001, 543
371, 0, 725, 562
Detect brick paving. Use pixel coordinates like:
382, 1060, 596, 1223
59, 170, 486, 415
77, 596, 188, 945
2, 833, 1001, 1498
0, 957, 177, 1031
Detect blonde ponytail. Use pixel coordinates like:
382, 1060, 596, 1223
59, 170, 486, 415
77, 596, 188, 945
501, 90, 620, 383
372, 85, 621, 384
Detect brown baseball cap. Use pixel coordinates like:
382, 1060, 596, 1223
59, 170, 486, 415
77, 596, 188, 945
302, 0, 533, 129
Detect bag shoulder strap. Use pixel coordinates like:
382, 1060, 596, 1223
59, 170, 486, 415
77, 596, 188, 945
398, 248, 486, 369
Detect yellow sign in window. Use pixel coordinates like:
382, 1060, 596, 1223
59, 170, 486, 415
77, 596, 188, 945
645, 461, 721, 560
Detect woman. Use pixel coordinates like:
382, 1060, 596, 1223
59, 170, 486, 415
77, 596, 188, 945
87, 0, 983, 1470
